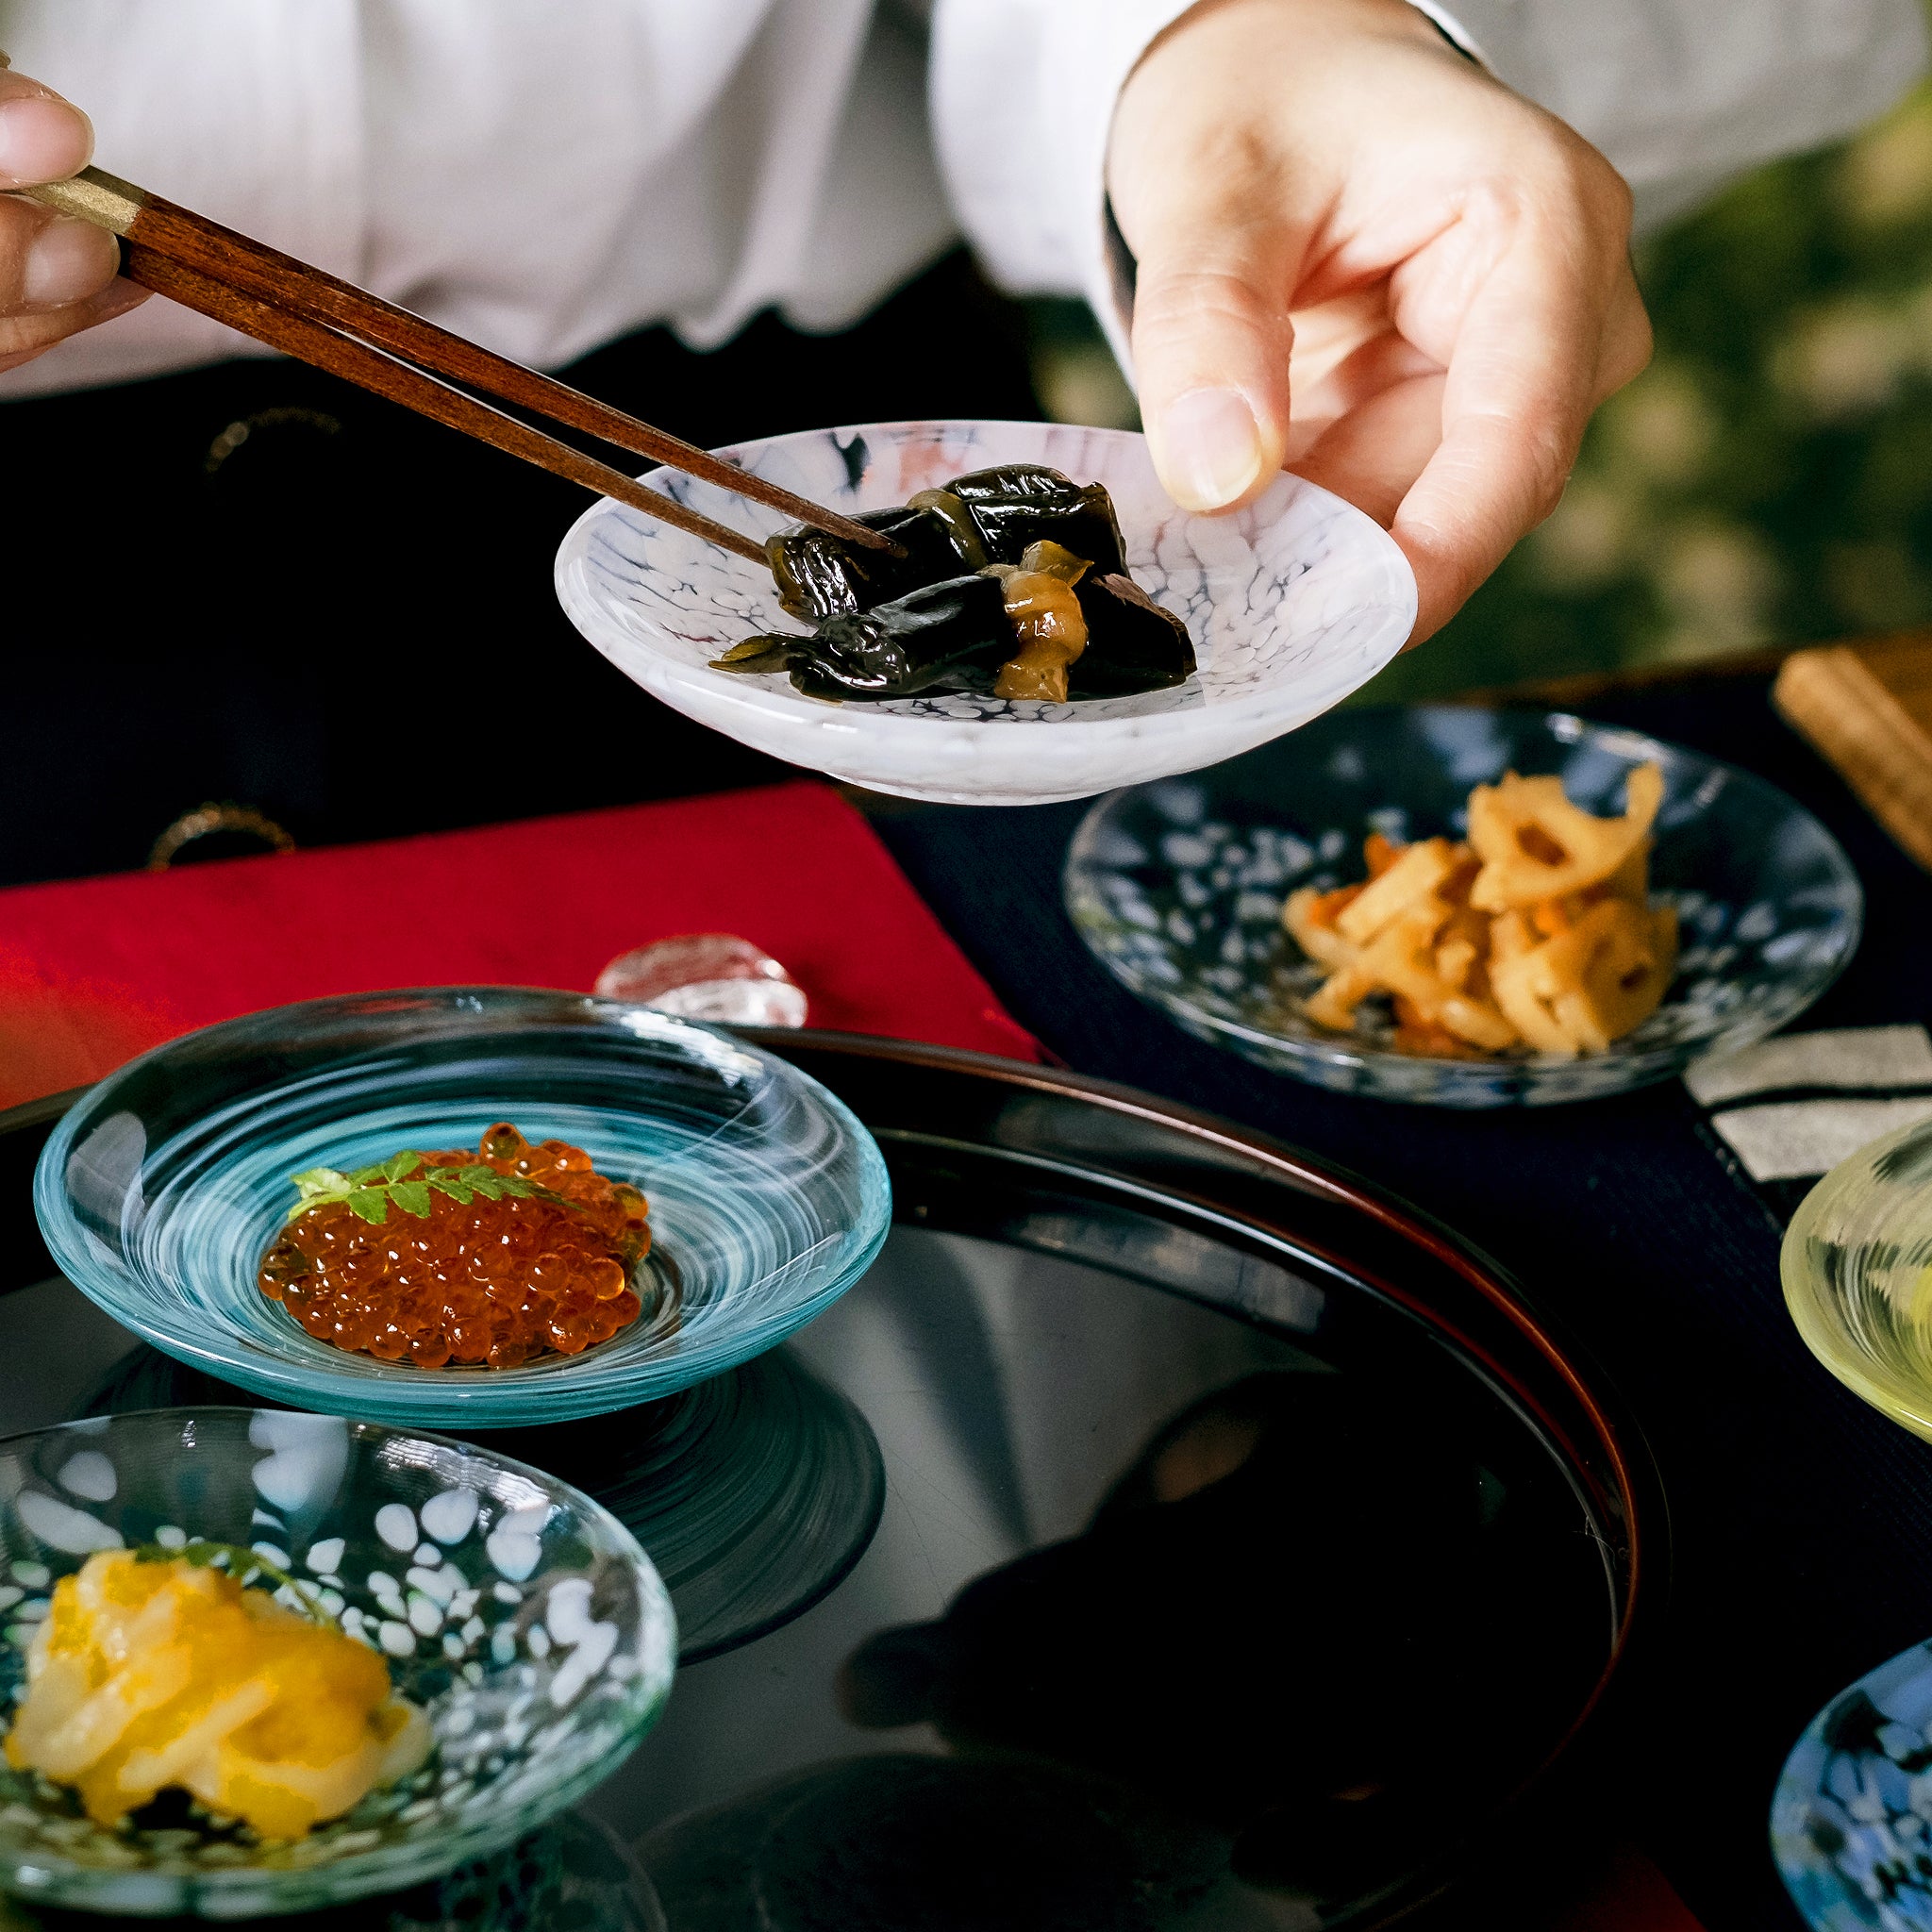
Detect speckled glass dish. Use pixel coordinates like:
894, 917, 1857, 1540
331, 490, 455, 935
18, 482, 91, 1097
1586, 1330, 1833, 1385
1063, 707, 1863, 1107
35, 990, 891, 1427
0, 1407, 675, 1919
1773, 1631, 1932, 1929
553, 419, 1416, 806
1783, 1115, 1932, 1442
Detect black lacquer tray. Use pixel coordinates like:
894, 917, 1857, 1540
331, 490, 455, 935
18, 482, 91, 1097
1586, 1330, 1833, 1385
0, 1032, 1662, 1931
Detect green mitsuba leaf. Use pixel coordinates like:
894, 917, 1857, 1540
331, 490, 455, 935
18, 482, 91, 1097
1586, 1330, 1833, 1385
291, 1168, 351, 1197
345, 1189, 391, 1225
281, 1147, 584, 1229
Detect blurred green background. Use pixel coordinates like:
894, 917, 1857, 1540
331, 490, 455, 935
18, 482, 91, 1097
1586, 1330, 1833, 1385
1024, 70, 1932, 698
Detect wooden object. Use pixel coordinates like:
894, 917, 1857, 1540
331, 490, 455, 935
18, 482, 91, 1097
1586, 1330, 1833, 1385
1774, 632, 1932, 873
24, 167, 892, 565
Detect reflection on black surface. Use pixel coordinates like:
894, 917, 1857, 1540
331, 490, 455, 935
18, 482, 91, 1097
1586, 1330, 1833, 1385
80, 1343, 884, 1662
642, 1360, 1607, 1927
462, 1351, 885, 1660
644, 1755, 1224, 1932
0, 1812, 662, 1932
842, 1370, 1605, 1904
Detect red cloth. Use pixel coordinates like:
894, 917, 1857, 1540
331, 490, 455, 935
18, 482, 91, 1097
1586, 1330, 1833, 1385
1543, 1845, 1707, 1932
0, 783, 1036, 1108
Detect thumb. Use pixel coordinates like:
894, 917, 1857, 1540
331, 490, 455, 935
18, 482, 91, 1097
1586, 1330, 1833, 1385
1116, 163, 1300, 514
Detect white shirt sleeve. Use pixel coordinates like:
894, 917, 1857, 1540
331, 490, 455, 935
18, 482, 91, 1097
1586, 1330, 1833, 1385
929, 0, 1198, 370
933, 0, 1929, 370
1426, 0, 1930, 229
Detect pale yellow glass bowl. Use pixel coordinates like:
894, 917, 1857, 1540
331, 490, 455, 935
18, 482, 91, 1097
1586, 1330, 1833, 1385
1783, 1114, 1932, 1441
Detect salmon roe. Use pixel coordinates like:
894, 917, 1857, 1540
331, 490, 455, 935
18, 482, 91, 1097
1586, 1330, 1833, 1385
257, 1123, 652, 1370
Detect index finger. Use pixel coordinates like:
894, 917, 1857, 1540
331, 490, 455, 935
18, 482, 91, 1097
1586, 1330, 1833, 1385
1389, 190, 1632, 641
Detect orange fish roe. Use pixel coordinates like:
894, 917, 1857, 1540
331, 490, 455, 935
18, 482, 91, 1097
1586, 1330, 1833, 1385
257, 1123, 651, 1370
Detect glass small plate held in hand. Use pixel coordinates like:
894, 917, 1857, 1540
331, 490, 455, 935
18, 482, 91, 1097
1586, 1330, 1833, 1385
554, 419, 1416, 806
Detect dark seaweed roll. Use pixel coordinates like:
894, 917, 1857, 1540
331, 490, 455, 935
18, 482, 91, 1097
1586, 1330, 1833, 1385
788, 574, 1015, 702
765, 504, 980, 623
1068, 574, 1196, 698
945, 464, 1128, 576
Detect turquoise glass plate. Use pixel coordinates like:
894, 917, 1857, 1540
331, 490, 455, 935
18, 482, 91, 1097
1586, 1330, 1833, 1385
34, 990, 891, 1428
0, 1407, 675, 1918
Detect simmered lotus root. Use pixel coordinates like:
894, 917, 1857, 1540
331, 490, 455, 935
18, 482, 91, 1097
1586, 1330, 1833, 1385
1332, 839, 1458, 947
1294, 858, 1516, 1054
1282, 761, 1674, 1058
1342, 904, 1518, 1051
1468, 764, 1662, 911
1538, 900, 1677, 1051
1282, 887, 1361, 971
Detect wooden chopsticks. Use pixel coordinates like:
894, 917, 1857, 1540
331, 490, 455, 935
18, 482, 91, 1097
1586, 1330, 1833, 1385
22, 167, 893, 567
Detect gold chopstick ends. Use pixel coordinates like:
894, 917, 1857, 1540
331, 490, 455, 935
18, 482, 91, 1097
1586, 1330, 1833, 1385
23, 165, 144, 238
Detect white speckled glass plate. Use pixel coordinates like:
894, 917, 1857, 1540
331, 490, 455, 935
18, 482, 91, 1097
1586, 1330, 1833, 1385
0, 1408, 674, 1919
554, 420, 1416, 806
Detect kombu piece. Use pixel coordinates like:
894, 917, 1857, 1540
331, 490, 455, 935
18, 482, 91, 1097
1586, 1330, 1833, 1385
719, 465, 1191, 706
946, 464, 1127, 576
765, 504, 976, 623
1067, 574, 1195, 699
784, 574, 1014, 703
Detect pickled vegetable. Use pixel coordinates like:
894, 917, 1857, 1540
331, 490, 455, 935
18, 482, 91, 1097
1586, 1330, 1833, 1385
787, 574, 1014, 701
766, 504, 979, 622
946, 465, 1127, 575
5, 1550, 428, 1837
722, 466, 1193, 706
1067, 573, 1196, 698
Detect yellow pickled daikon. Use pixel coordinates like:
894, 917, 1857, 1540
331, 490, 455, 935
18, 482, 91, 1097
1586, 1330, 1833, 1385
5, 1550, 427, 1838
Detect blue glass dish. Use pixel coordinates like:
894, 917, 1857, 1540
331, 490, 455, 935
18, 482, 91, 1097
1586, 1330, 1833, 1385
35, 990, 891, 1426
1773, 1635, 1932, 1930
0, 1407, 675, 1918
1063, 707, 1864, 1107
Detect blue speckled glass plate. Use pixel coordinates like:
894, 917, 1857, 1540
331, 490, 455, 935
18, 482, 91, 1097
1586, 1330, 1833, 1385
1773, 1635, 1932, 1930
0, 1407, 674, 1919
34, 991, 891, 1427
1063, 707, 1864, 1107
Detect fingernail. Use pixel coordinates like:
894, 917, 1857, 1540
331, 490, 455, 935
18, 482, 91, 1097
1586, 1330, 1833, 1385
0, 94, 91, 185
1159, 387, 1265, 511
24, 217, 115, 307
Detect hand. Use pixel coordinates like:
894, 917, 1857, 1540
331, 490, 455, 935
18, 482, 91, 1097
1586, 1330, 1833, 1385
1108, 0, 1653, 641
0, 55, 143, 375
